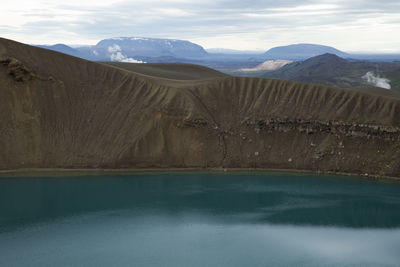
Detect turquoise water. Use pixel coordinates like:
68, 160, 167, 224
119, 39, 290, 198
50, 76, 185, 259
1, 172, 400, 266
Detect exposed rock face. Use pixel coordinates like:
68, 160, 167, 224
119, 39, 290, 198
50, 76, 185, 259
0, 57, 36, 82
244, 118, 400, 141
1, 37, 400, 178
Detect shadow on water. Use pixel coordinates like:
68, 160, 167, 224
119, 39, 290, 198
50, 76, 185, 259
1, 172, 400, 231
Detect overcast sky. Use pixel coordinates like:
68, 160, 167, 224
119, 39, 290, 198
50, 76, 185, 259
1, 0, 399, 52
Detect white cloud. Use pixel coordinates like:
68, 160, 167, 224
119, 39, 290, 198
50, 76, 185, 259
107, 44, 121, 53
107, 44, 145, 63
362, 71, 391, 89
0, 0, 400, 52
151, 8, 192, 17
263, 4, 340, 12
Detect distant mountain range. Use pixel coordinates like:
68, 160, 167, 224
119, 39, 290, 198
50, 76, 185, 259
37, 39, 351, 61
38, 37, 208, 62
262, 53, 400, 91
36, 44, 82, 58
206, 48, 263, 55
35, 37, 400, 71
95, 37, 208, 60
262, 44, 349, 60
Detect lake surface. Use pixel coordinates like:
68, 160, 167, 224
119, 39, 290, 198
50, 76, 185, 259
1, 172, 400, 267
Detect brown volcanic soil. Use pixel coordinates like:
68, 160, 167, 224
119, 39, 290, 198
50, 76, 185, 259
104, 62, 228, 80
1, 37, 400, 178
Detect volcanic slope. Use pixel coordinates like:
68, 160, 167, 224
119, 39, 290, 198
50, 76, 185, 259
104, 62, 228, 80
1, 37, 400, 178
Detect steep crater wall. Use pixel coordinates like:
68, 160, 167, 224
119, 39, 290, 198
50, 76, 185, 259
1, 37, 400, 178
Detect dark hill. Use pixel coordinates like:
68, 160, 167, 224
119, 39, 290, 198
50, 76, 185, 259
270, 53, 349, 77
263, 53, 400, 92
1, 37, 400, 178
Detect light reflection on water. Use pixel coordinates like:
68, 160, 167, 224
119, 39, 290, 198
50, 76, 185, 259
1, 172, 400, 266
